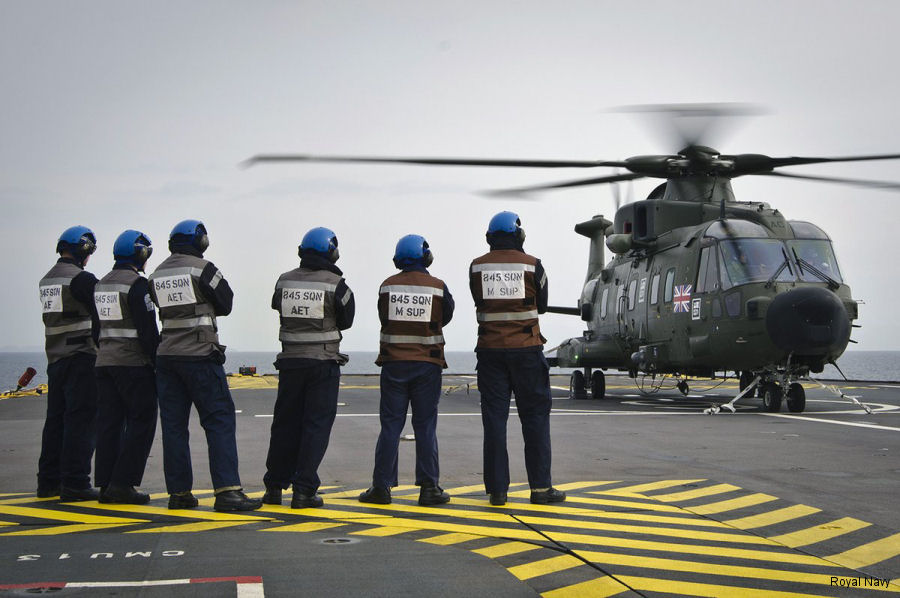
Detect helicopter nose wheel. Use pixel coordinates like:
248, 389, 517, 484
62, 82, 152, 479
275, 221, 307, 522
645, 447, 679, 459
761, 383, 783, 412
677, 380, 690, 396
569, 370, 588, 400
786, 382, 806, 413
591, 370, 606, 400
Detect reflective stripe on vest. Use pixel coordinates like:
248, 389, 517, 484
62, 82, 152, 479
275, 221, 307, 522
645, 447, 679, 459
276, 280, 338, 292
99, 328, 139, 339
379, 333, 444, 345
470, 262, 536, 273
162, 315, 214, 329
45, 320, 93, 336
477, 309, 539, 322
379, 284, 444, 297
280, 330, 342, 343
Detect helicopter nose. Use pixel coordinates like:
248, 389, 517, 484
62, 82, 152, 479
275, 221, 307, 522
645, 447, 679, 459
765, 287, 851, 355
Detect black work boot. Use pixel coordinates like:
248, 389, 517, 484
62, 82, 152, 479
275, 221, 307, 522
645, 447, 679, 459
291, 488, 324, 509
262, 485, 282, 505
59, 486, 100, 502
529, 487, 566, 504
214, 489, 263, 512
489, 492, 507, 506
358, 486, 391, 504
36, 484, 60, 499
168, 492, 199, 509
99, 485, 150, 505
418, 483, 450, 506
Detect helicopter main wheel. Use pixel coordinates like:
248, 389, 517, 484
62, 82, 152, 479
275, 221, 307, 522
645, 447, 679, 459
569, 370, 588, 400
786, 383, 806, 413
677, 380, 690, 396
739, 371, 755, 393
761, 383, 783, 413
591, 370, 606, 400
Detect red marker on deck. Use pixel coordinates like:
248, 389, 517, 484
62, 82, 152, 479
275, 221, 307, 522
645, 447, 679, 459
16, 367, 36, 392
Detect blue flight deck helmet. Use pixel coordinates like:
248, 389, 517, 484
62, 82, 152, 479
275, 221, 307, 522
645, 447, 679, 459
56, 225, 97, 263
393, 234, 433, 269
168, 219, 209, 255
113, 230, 153, 271
299, 227, 340, 263
486, 211, 525, 245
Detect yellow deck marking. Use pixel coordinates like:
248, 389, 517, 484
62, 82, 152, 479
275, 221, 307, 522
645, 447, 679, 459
0, 505, 146, 525
593, 479, 706, 496
438, 496, 730, 528
352, 525, 414, 537
725, 504, 821, 530
550, 481, 619, 492
509, 492, 685, 513
0, 496, 65, 505
473, 541, 542, 558
419, 532, 482, 545
73, 502, 272, 522
148, 490, 215, 500
326, 497, 517, 523
617, 575, 839, 598
688, 493, 778, 515
262, 521, 345, 533
541, 576, 632, 598
508, 554, 584, 580
577, 550, 893, 590
128, 521, 253, 533
243, 485, 338, 499
0, 493, 30, 497
322, 485, 418, 500
650, 483, 741, 503
1, 523, 134, 536
827, 531, 900, 569
770, 517, 871, 548
443, 482, 527, 495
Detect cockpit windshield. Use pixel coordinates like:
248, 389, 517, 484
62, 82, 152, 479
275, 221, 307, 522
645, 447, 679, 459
786, 239, 843, 283
719, 239, 795, 286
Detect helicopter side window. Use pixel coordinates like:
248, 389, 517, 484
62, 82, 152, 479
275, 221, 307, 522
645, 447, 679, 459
600, 287, 609, 319
786, 240, 843, 284
650, 273, 660, 305
615, 285, 625, 316
719, 239, 795, 286
663, 268, 675, 303
698, 246, 719, 293
627, 279, 637, 311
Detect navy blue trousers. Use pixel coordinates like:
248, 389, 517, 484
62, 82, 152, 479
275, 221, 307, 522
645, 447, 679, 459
94, 366, 158, 489
156, 358, 241, 493
38, 352, 98, 490
372, 361, 442, 489
264, 361, 339, 494
476, 350, 552, 494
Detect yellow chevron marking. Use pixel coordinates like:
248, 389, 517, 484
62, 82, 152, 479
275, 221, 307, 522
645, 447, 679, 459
577, 551, 888, 590
326, 497, 516, 523
827, 532, 900, 569
352, 525, 414, 537
508, 554, 584, 580
0, 493, 30, 497
0, 505, 146, 525
321, 485, 418, 500
617, 575, 841, 598
1, 523, 134, 536
443, 482, 527, 495
262, 522, 345, 533
0, 497, 65, 505
243, 485, 339, 499
128, 521, 253, 533
513, 493, 686, 513
689, 493, 778, 515
388, 485, 426, 497
650, 483, 741, 503
770, 517, 871, 548
74, 502, 271, 522
473, 541, 542, 558
550, 481, 619, 492
541, 576, 633, 598
593, 479, 706, 496
148, 490, 215, 500
419, 532, 482, 546
725, 504, 822, 530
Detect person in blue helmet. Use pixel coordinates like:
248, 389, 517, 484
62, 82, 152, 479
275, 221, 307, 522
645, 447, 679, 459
93, 230, 160, 504
468, 211, 565, 506
148, 220, 261, 512
359, 234, 454, 506
262, 227, 355, 508
37, 225, 101, 501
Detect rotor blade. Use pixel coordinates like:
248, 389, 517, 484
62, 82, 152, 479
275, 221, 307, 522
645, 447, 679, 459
760, 171, 900, 191
483, 173, 646, 197
243, 154, 629, 169
615, 103, 765, 150
768, 153, 900, 169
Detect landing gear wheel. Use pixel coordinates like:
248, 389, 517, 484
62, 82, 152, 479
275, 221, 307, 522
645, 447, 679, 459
739, 371, 755, 393
677, 380, 690, 396
786, 383, 806, 413
762, 383, 783, 413
591, 370, 606, 400
569, 370, 587, 400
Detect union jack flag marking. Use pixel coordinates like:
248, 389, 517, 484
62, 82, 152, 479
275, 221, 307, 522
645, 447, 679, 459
673, 284, 692, 313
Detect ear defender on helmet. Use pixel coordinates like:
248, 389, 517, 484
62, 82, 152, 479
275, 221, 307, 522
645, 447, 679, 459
393, 234, 433, 269
300, 227, 340, 263
169, 219, 209, 254
113, 230, 153, 270
56, 225, 97, 261
486, 211, 526, 245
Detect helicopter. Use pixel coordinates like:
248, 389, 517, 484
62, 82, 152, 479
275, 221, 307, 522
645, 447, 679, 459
244, 105, 900, 414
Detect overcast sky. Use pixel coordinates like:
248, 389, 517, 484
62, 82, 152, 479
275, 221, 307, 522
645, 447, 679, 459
3, 1, 899, 354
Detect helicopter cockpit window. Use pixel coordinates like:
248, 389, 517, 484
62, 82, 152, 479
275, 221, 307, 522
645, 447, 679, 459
705, 219, 770, 240
719, 239, 795, 286
789, 221, 831, 241
787, 239, 843, 284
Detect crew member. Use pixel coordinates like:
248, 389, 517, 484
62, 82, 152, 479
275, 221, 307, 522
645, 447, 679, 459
93, 230, 159, 504
149, 220, 261, 512
37, 226, 100, 501
469, 211, 565, 506
359, 235, 454, 506
262, 227, 355, 509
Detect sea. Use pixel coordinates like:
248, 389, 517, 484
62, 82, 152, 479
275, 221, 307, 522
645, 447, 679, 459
2, 350, 899, 390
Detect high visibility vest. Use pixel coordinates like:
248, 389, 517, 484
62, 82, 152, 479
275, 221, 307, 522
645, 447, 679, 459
95, 268, 153, 367
376, 270, 446, 368
149, 253, 222, 358
469, 249, 544, 350
39, 261, 97, 364
275, 267, 344, 361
